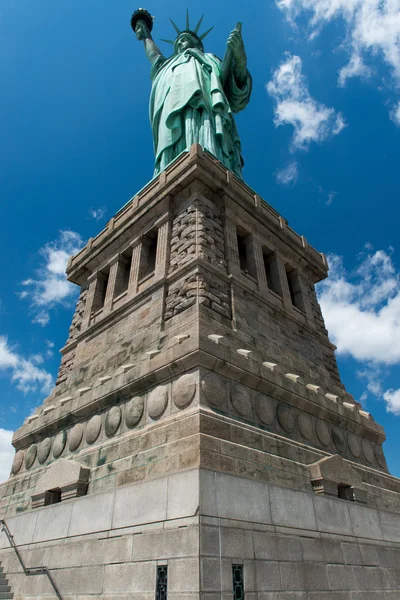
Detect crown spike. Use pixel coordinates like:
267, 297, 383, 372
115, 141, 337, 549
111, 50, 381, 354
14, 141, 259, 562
194, 14, 204, 34
186, 9, 190, 31
199, 25, 214, 41
161, 39, 175, 45
169, 18, 181, 35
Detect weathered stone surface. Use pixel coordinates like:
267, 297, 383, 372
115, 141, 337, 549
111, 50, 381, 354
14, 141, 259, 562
11, 450, 24, 475
105, 406, 122, 437
148, 385, 168, 419
362, 439, 375, 464
172, 373, 197, 409
202, 372, 226, 409
316, 420, 330, 447
277, 404, 295, 433
86, 415, 102, 444
230, 384, 252, 418
69, 424, 84, 452
255, 393, 274, 425
348, 434, 361, 458
298, 413, 314, 441
332, 427, 346, 453
37, 438, 52, 464
125, 396, 144, 428
375, 445, 387, 469
25, 444, 37, 469
53, 430, 67, 458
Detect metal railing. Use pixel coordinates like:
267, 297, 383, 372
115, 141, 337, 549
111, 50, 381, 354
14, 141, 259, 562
0, 519, 63, 600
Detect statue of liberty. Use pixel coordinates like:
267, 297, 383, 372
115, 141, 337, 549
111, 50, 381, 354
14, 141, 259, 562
131, 9, 252, 180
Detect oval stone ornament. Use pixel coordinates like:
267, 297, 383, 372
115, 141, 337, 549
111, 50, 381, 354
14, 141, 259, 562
298, 414, 314, 441
332, 427, 346, 453
12, 451, 24, 475
172, 374, 197, 409
105, 406, 122, 436
86, 415, 102, 444
125, 396, 144, 428
201, 373, 226, 409
375, 446, 386, 469
148, 386, 168, 419
230, 384, 252, 418
255, 394, 274, 425
25, 445, 37, 470
348, 434, 361, 458
277, 404, 295, 433
53, 430, 67, 458
362, 439, 374, 463
316, 420, 330, 447
68, 424, 84, 452
38, 438, 52, 464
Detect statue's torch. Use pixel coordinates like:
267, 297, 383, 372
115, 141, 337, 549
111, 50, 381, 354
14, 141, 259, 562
131, 8, 154, 36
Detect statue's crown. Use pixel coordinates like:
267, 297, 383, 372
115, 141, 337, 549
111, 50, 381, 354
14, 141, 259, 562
161, 11, 213, 51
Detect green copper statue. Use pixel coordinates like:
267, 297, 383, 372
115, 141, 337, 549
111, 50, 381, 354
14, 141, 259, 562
131, 9, 252, 179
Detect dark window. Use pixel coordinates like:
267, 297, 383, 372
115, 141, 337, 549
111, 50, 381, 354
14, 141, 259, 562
237, 233, 248, 272
44, 489, 62, 506
92, 271, 109, 312
262, 250, 282, 296
139, 230, 158, 280
156, 565, 168, 600
232, 564, 244, 600
114, 254, 132, 297
338, 485, 355, 502
286, 268, 305, 311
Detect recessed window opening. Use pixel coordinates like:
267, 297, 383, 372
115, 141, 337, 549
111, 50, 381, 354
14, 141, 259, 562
236, 228, 251, 275
232, 564, 244, 600
92, 270, 109, 312
115, 252, 132, 297
286, 267, 305, 311
44, 489, 61, 506
139, 229, 158, 280
156, 565, 168, 600
338, 484, 355, 502
263, 249, 281, 296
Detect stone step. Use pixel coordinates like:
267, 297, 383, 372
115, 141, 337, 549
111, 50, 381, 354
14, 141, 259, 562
0, 593, 13, 600
0, 586, 10, 593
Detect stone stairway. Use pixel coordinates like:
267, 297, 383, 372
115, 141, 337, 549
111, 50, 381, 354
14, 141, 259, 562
0, 564, 13, 600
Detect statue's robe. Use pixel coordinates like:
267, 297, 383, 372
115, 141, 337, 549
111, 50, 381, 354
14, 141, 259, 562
149, 48, 252, 179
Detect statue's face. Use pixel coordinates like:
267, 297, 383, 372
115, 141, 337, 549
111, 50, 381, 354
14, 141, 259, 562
176, 33, 200, 53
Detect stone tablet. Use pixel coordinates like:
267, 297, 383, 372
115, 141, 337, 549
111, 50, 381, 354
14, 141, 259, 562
348, 434, 361, 458
202, 372, 226, 408
38, 438, 52, 464
69, 424, 84, 452
25, 444, 37, 470
86, 415, 102, 444
277, 403, 295, 433
53, 430, 67, 458
298, 413, 314, 441
316, 420, 330, 447
172, 373, 197, 409
255, 394, 274, 425
105, 406, 122, 437
332, 427, 346, 453
125, 396, 144, 428
148, 386, 169, 419
230, 384, 252, 418
11, 450, 24, 475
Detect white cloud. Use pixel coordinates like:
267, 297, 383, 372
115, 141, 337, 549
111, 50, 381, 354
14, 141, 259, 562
383, 388, 400, 415
0, 429, 14, 483
276, 0, 400, 116
89, 207, 106, 222
276, 161, 299, 185
318, 249, 400, 364
391, 101, 400, 125
0, 336, 53, 394
267, 54, 346, 150
20, 230, 84, 326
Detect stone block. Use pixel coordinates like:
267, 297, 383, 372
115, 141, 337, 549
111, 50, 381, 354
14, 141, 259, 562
327, 565, 355, 590
255, 560, 281, 591
103, 561, 154, 593
214, 472, 271, 523
52, 566, 104, 595
270, 486, 316, 531
280, 562, 329, 591
46, 541, 83, 568
201, 558, 221, 591
379, 509, 400, 543
359, 545, 378, 566
69, 490, 114, 536
167, 469, 199, 520
342, 543, 362, 565
33, 502, 72, 542
133, 526, 198, 560
200, 525, 220, 556
313, 496, 352, 535
253, 532, 278, 560
113, 477, 167, 529
220, 527, 254, 559
2, 511, 38, 547
169, 558, 200, 592
277, 535, 302, 561
81, 535, 133, 565
348, 504, 382, 540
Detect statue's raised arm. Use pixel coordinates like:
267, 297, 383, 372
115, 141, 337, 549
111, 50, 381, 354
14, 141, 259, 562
132, 10, 252, 180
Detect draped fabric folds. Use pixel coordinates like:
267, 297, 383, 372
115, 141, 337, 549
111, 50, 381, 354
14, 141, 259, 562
149, 49, 252, 179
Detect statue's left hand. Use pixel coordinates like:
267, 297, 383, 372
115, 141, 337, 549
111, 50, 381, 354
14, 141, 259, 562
227, 29, 247, 68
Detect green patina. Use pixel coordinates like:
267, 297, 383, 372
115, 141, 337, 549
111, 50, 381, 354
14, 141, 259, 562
132, 9, 252, 179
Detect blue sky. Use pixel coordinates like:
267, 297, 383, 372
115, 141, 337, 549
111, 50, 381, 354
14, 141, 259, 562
1, 0, 400, 480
